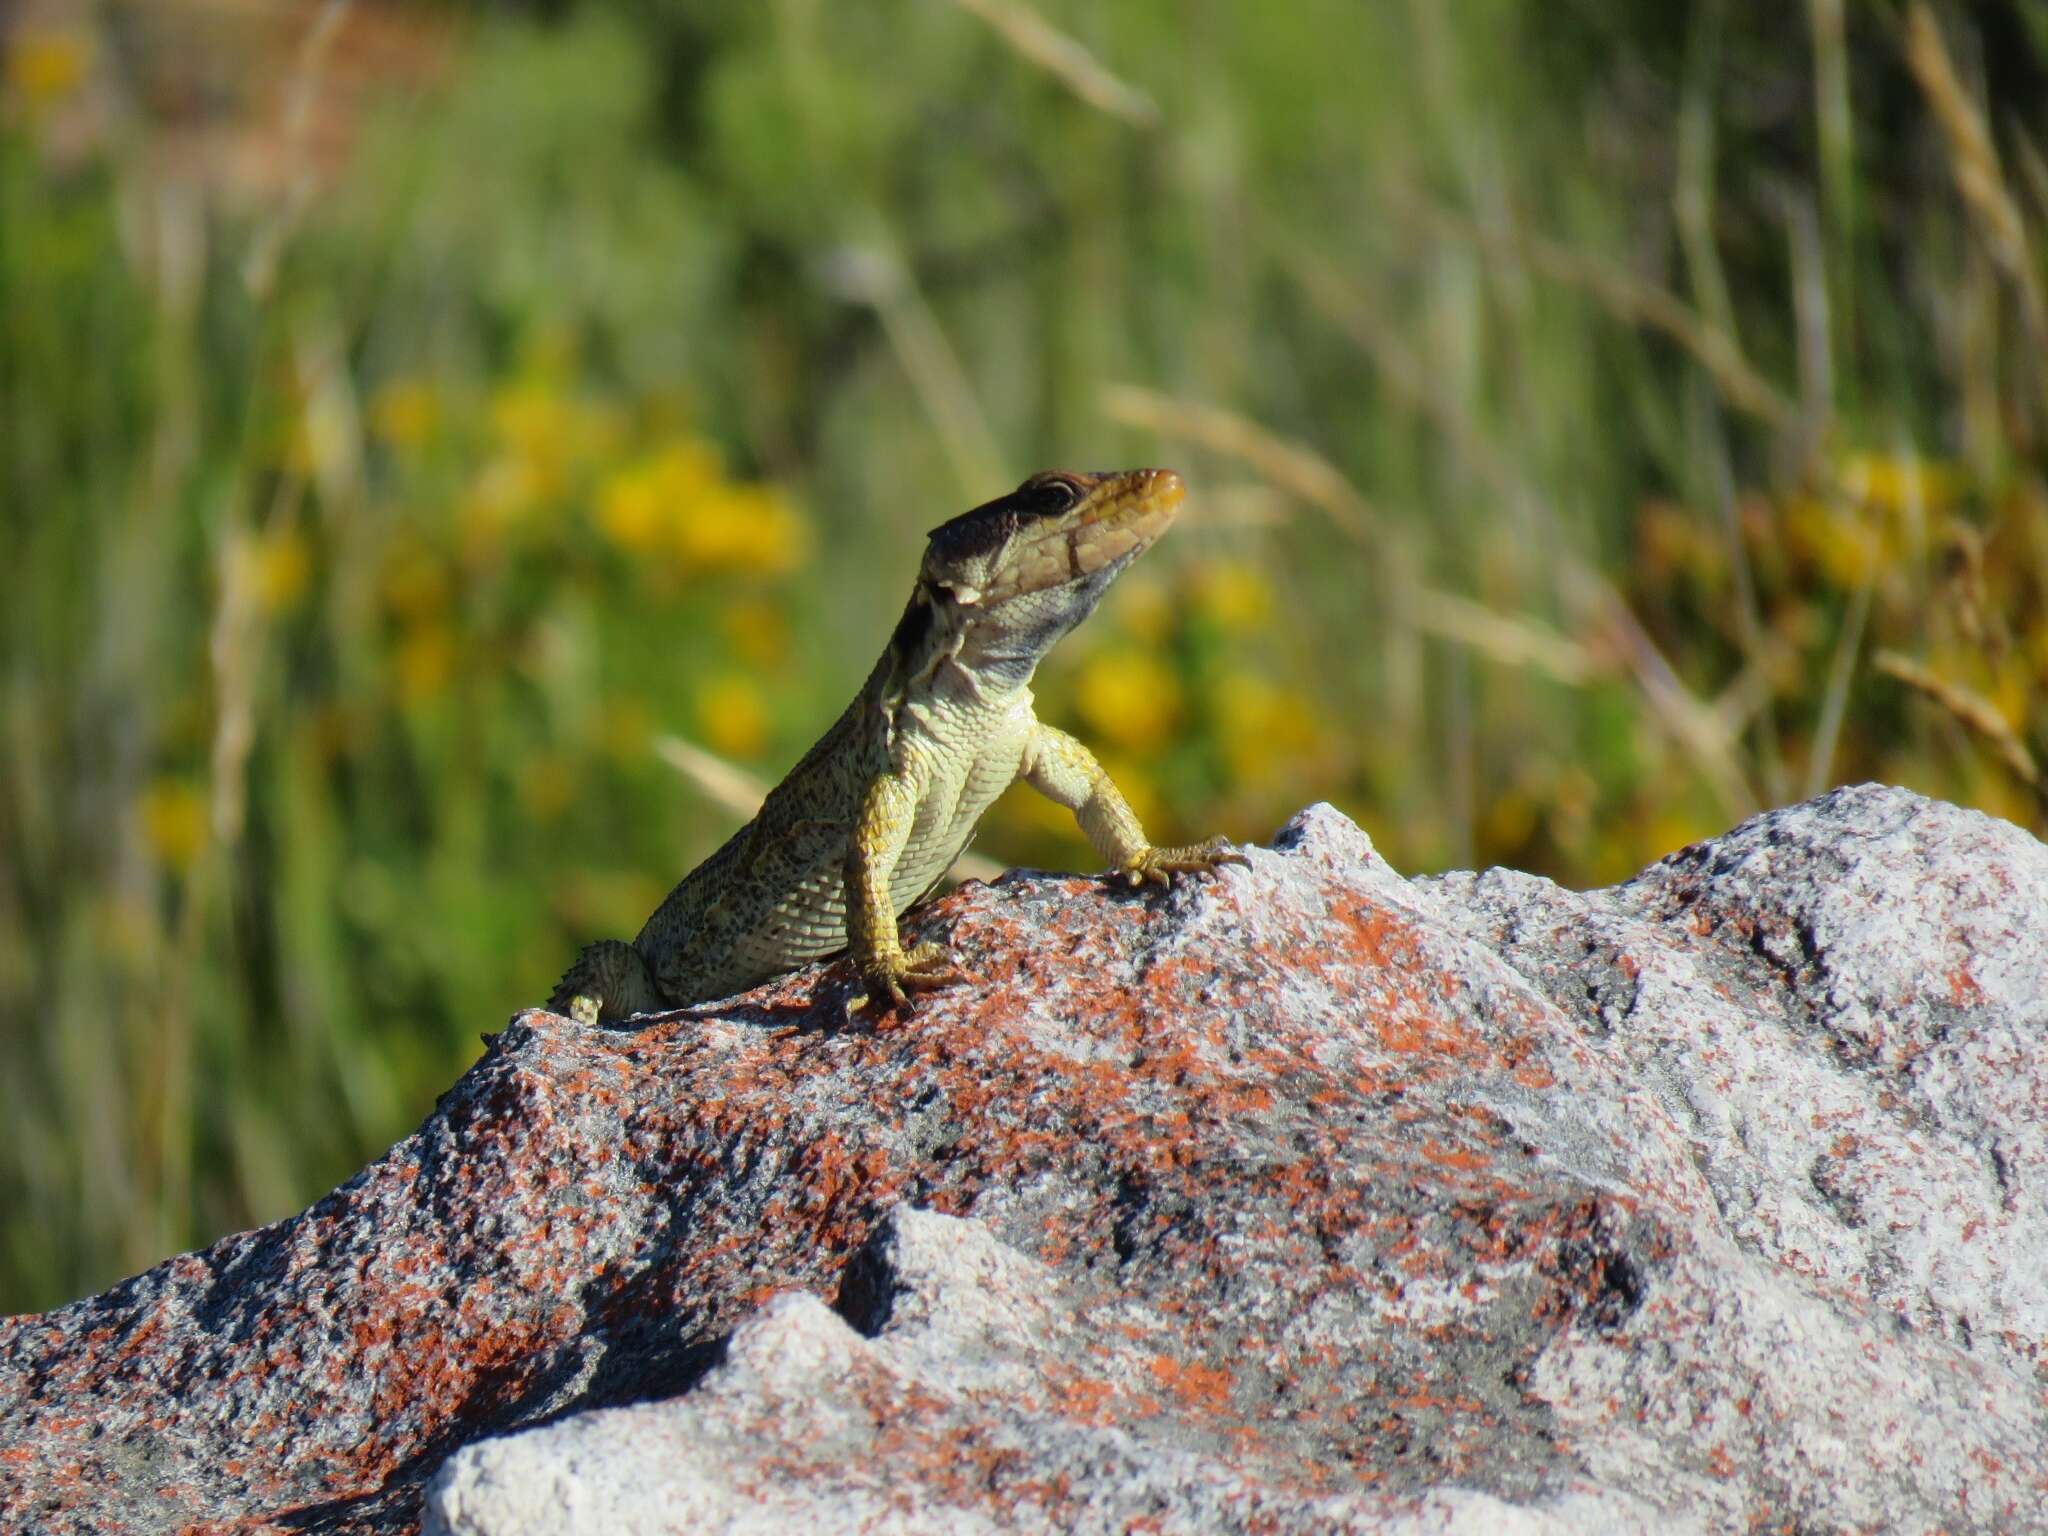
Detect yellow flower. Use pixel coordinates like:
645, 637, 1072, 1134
492, 384, 568, 469
1480, 789, 1538, 856
6, 30, 90, 109
490, 382, 615, 502
1111, 579, 1174, 645
722, 598, 791, 667
597, 464, 666, 554
252, 527, 312, 614
380, 541, 451, 621
1213, 668, 1319, 789
369, 379, 441, 453
1634, 499, 1724, 584
518, 752, 577, 822
1074, 647, 1182, 753
1836, 453, 1959, 514
1189, 561, 1274, 631
460, 456, 544, 553
1783, 494, 1880, 589
672, 482, 809, 576
394, 623, 456, 705
597, 441, 722, 556
698, 673, 769, 760
598, 440, 809, 577
137, 779, 207, 872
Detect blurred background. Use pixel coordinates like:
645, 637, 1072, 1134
4, 0, 2047, 1312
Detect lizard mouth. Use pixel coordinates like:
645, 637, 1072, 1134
984, 467, 1185, 602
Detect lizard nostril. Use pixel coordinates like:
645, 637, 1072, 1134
1143, 468, 1186, 507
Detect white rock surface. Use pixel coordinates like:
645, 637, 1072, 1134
427, 1209, 1674, 1536
421, 787, 2048, 1536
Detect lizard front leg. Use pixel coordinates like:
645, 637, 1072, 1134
845, 767, 962, 1012
1021, 723, 1249, 887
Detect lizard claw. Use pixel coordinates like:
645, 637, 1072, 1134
567, 994, 602, 1028
849, 941, 964, 1017
1117, 836, 1249, 889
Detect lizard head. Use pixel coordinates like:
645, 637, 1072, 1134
906, 467, 1185, 682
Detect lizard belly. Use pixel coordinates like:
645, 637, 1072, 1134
888, 743, 1021, 912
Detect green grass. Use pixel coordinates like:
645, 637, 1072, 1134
3, 0, 2046, 1311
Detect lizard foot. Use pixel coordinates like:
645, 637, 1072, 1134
1116, 835, 1250, 889
849, 940, 964, 1015
548, 938, 663, 1026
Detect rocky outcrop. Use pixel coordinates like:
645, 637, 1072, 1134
2, 785, 2044, 1534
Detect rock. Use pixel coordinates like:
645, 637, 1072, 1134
2, 784, 2044, 1535
424, 1207, 1666, 1536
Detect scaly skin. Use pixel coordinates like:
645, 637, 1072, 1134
548, 467, 1246, 1022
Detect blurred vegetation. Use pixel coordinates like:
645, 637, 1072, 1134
4, 0, 2048, 1311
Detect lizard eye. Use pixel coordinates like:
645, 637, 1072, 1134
1015, 471, 1087, 514
924, 471, 1093, 553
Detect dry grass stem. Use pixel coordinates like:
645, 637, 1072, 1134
948, 0, 1160, 126
1099, 383, 1379, 541
1410, 590, 1600, 686
1274, 247, 1760, 814
1397, 195, 1795, 431
1804, 579, 1873, 800
1541, 233, 1795, 433
242, 0, 356, 298
1570, 570, 1760, 816
1392, 191, 1794, 434
1675, 5, 1740, 356
2013, 126, 2048, 238
1903, 3, 2046, 346
1874, 650, 2042, 789
829, 236, 1006, 500
1273, 244, 1464, 471
1106, 372, 1754, 815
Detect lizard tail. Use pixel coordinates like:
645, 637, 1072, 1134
547, 939, 664, 1024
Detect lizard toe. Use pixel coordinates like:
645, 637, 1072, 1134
903, 939, 949, 965
1117, 837, 1247, 888
851, 942, 964, 1018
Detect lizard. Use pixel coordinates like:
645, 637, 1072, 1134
547, 465, 1246, 1024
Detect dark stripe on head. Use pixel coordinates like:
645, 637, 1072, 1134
924, 472, 1097, 565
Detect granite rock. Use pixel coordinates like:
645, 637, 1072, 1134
1, 784, 2042, 1534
